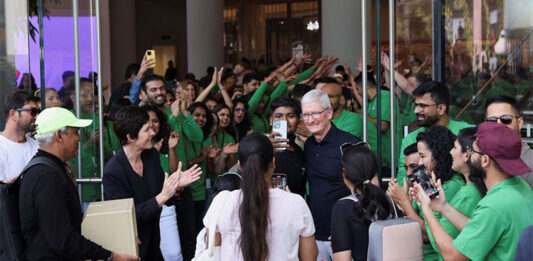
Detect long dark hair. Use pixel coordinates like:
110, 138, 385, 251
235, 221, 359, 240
187, 102, 214, 140
237, 134, 273, 261
232, 97, 251, 142
142, 105, 170, 154
416, 126, 457, 183
341, 144, 394, 222
457, 127, 487, 196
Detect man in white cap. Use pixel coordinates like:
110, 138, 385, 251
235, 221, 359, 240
19, 107, 138, 261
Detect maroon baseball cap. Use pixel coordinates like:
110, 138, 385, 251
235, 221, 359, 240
474, 122, 530, 176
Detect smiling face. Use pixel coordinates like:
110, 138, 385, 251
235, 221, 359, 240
61, 127, 82, 160
192, 107, 207, 128
145, 80, 167, 107
414, 93, 441, 127
417, 140, 435, 172
185, 83, 196, 100
147, 110, 160, 137
485, 102, 523, 135
217, 108, 231, 129
301, 101, 332, 136
131, 121, 155, 150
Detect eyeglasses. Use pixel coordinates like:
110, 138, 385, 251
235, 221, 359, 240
340, 141, 369, 155
301, 108, 328, 121
466, 146, 485, 156
234, 108, 247, 113
16, 107, 41, 116
485, 115, 519, 125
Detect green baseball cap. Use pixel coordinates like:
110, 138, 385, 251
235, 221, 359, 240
36, 107, 92, 135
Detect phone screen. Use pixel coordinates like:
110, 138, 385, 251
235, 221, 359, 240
410, 166, 439, 198
271, 174, 287, 190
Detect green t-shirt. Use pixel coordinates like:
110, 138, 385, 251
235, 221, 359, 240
453, 177, 533, 260
397, 119, 473, 185
429, 182, 481, 260
399, 91, 416, 127
331, 110, 378, 154
367, 90, 402, 168
248, 81, 289, 134
168, 111, 204, 170
183, 138, 212, 201
66, 112, 101, 202
415, 173, 465, 260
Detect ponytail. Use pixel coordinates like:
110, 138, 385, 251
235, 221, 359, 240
342, 143, 394, 222
237, 134, 273, 261
358, 182, 394, 222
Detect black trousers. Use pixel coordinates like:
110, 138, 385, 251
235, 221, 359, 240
175, 187, 196, 261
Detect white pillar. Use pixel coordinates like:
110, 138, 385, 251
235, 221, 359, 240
186, 0, 224, 77
321, 0, 370, 70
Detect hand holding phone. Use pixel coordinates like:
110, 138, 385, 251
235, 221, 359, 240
271, 120, 288, 151
145, 50, 156, 68
410, 166, 439, 199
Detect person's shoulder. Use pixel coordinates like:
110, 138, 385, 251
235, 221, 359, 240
335, 127, 360, 143
342, 110, 363, 120
404, 127, 425, 141
449, 119, 474, 129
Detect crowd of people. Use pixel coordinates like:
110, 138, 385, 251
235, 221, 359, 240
1, 51, 532, 261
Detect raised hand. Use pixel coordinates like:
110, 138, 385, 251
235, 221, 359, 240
222, 143, 239, 154
386, 177, 410, 205
138, 55, 155, 80
217, 67, 225, 89
154, 138, 164, 152
168, 131, 180, 150
207, 146, 221, 158
269, 131, 290, 152
170, 99, 181, 118
174, 162, 202, 188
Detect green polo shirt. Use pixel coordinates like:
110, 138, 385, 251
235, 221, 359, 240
168, 111, 204, 170
397, 119, 473, 186
367, 90, 402, 168
429, 182, 481, 260
331, 109, 378, 153
453, 177, 533, 260
399, 91, 416, 127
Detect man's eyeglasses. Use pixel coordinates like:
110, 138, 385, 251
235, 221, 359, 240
301, 108, 328, 121
466, 146, 485, 156
485, 115, 519, 125
16, 107, 41, 116
234, 108, 247, 113
340, 141, 369, 155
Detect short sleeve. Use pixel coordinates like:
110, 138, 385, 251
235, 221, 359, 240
296, 196, 315, 237
331, 200, 354, 253
453, 206, 504, 260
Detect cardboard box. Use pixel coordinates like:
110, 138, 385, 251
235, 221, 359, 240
82, 198, 138, 258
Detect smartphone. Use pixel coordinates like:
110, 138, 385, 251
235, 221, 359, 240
145, 49, 156, 68
410, 166, 439, 199
383, 50, 390, 57
272, 120, 288, 150
271, 174, 287, 190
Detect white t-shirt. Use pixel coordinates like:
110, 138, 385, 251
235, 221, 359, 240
203, 188, 315, 261
0, 133, 40, 180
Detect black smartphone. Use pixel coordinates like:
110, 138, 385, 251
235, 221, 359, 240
271, 174, 287, 190
410, 166, 439, 199
383, 50, 390, 57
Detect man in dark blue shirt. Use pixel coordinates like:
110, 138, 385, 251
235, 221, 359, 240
300, 89, 360, 261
